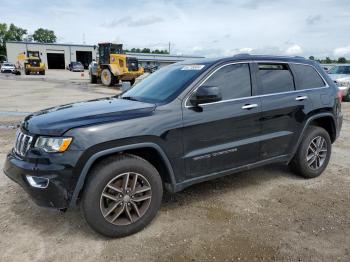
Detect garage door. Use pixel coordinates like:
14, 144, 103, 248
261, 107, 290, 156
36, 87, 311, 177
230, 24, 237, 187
76, 51, 92, 69
47, 53, 65, 69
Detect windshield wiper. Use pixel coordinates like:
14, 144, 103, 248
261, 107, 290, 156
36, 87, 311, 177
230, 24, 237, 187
121, 96, 140, 102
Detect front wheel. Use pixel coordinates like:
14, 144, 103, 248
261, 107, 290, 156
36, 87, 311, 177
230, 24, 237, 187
101, 68, 116, 86
290, 126, 331, 178
82, 154, 163, 238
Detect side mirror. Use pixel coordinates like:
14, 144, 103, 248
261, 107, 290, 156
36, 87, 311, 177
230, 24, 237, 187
190, 85, 221, 106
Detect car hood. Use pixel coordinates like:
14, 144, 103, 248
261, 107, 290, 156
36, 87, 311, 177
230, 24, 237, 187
329, 74, 350, 81
22, 97, 156, 136
334, 75, 350, 82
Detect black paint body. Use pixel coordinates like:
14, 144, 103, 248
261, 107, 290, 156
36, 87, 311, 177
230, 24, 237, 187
3, 55, 343, 209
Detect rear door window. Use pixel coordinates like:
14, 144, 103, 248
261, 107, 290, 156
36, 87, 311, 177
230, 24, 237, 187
258, 63, 295, 94
292, 64, 326, 90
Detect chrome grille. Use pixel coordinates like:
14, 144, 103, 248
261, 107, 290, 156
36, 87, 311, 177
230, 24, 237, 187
14, 130, 33, 157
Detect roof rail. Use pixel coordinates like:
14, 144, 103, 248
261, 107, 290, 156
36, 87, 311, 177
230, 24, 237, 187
232, 53, 251, 58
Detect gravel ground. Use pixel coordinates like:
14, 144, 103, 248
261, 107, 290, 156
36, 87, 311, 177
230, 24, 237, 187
0, 71, 349, 262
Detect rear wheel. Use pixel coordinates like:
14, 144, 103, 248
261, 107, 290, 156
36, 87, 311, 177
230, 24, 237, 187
82, 154, 163, 238
290, 126, 331, 178
40, 71, 45, 75
101, 68, 116, 86
25, 70, 30, 75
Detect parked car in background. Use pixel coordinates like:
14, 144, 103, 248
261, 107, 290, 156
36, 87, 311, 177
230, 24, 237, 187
144, 64, 159, 73
1, 62, 16, 73
328, 64, 350, 80
327, 65, 350, 101
322, 65, 334, 73
334, 76, 350, 101
88, 60, 98, 82
67, 61, 84, 72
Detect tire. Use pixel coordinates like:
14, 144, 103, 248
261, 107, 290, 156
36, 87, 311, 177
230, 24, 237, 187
40, 71, 45, 75
290, 126, 331, 178
81, 154, 163, 238
129, 79, 135, 86
90, 73, 97, 84
101, 68, 116, 86
25, 70, 30, 75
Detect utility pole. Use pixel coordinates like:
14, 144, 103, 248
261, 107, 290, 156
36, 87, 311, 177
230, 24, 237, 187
168, 42, 171, 54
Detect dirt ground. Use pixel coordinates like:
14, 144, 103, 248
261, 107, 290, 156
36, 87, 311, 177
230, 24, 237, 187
0, 71, 349, 262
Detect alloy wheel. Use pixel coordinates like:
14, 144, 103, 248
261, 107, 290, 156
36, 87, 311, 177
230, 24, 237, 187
100, 172, 152, 226
306, 136, 327, 170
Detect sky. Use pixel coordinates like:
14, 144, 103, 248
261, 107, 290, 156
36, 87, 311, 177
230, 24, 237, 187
1, 0, 350, 58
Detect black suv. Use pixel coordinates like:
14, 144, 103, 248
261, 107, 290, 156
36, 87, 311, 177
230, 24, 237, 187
4, 55, 343, 237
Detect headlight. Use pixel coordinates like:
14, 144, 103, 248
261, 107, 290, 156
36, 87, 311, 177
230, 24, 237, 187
35, 137, 72, 153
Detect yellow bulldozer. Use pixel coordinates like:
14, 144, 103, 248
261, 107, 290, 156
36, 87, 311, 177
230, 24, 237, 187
89, 43, 144, 86
21, 51, 46, 75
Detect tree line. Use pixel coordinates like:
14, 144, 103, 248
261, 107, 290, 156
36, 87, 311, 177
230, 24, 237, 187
125, 48, 169, 54
309, 56, 348, 64
0, 23, 57, 56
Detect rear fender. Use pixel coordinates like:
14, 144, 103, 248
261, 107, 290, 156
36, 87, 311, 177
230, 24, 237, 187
288, 113, 336, 163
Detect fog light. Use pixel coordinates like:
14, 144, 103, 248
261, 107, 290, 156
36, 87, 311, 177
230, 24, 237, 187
26, 176, 49, 188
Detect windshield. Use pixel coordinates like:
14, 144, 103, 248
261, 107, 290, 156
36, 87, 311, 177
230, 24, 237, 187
121, 64, 206, 104
328, 65, 350, 74
3, 63, 13, 66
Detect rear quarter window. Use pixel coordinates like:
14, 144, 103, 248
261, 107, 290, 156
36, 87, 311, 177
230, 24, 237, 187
291, 64, 326, 90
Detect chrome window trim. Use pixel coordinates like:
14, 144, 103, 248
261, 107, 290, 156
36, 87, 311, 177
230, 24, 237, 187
184, 60, 329, 108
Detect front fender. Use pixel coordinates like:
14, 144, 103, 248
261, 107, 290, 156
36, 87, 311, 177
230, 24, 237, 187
69, 142, 176, 207
109, 64, 122, 76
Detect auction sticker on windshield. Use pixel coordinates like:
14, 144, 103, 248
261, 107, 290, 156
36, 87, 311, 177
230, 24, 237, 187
181, 65, 205, 70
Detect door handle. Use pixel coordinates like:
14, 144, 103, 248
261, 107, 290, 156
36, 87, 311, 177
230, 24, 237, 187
241, 104, 258, 109
295, 96, 308, 101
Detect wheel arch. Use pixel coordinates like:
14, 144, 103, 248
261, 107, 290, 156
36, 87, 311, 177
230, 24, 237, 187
288, 112, 336, 163
70, 143, 176, 207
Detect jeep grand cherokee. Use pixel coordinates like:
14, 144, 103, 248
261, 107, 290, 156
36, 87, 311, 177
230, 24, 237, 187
4, 54, 343, 237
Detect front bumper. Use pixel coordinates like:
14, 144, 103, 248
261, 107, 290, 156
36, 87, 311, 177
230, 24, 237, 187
1, 69, 14, 73
3, 152, 76, 209
72, 68, 84, 72
26, 68, 45, 73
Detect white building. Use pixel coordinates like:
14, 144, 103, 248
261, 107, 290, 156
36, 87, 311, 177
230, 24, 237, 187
6, 41, 204, 69
6, 41, 97, 69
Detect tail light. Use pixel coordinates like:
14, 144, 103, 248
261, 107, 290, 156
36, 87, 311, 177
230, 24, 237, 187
337, 90, 343, 103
